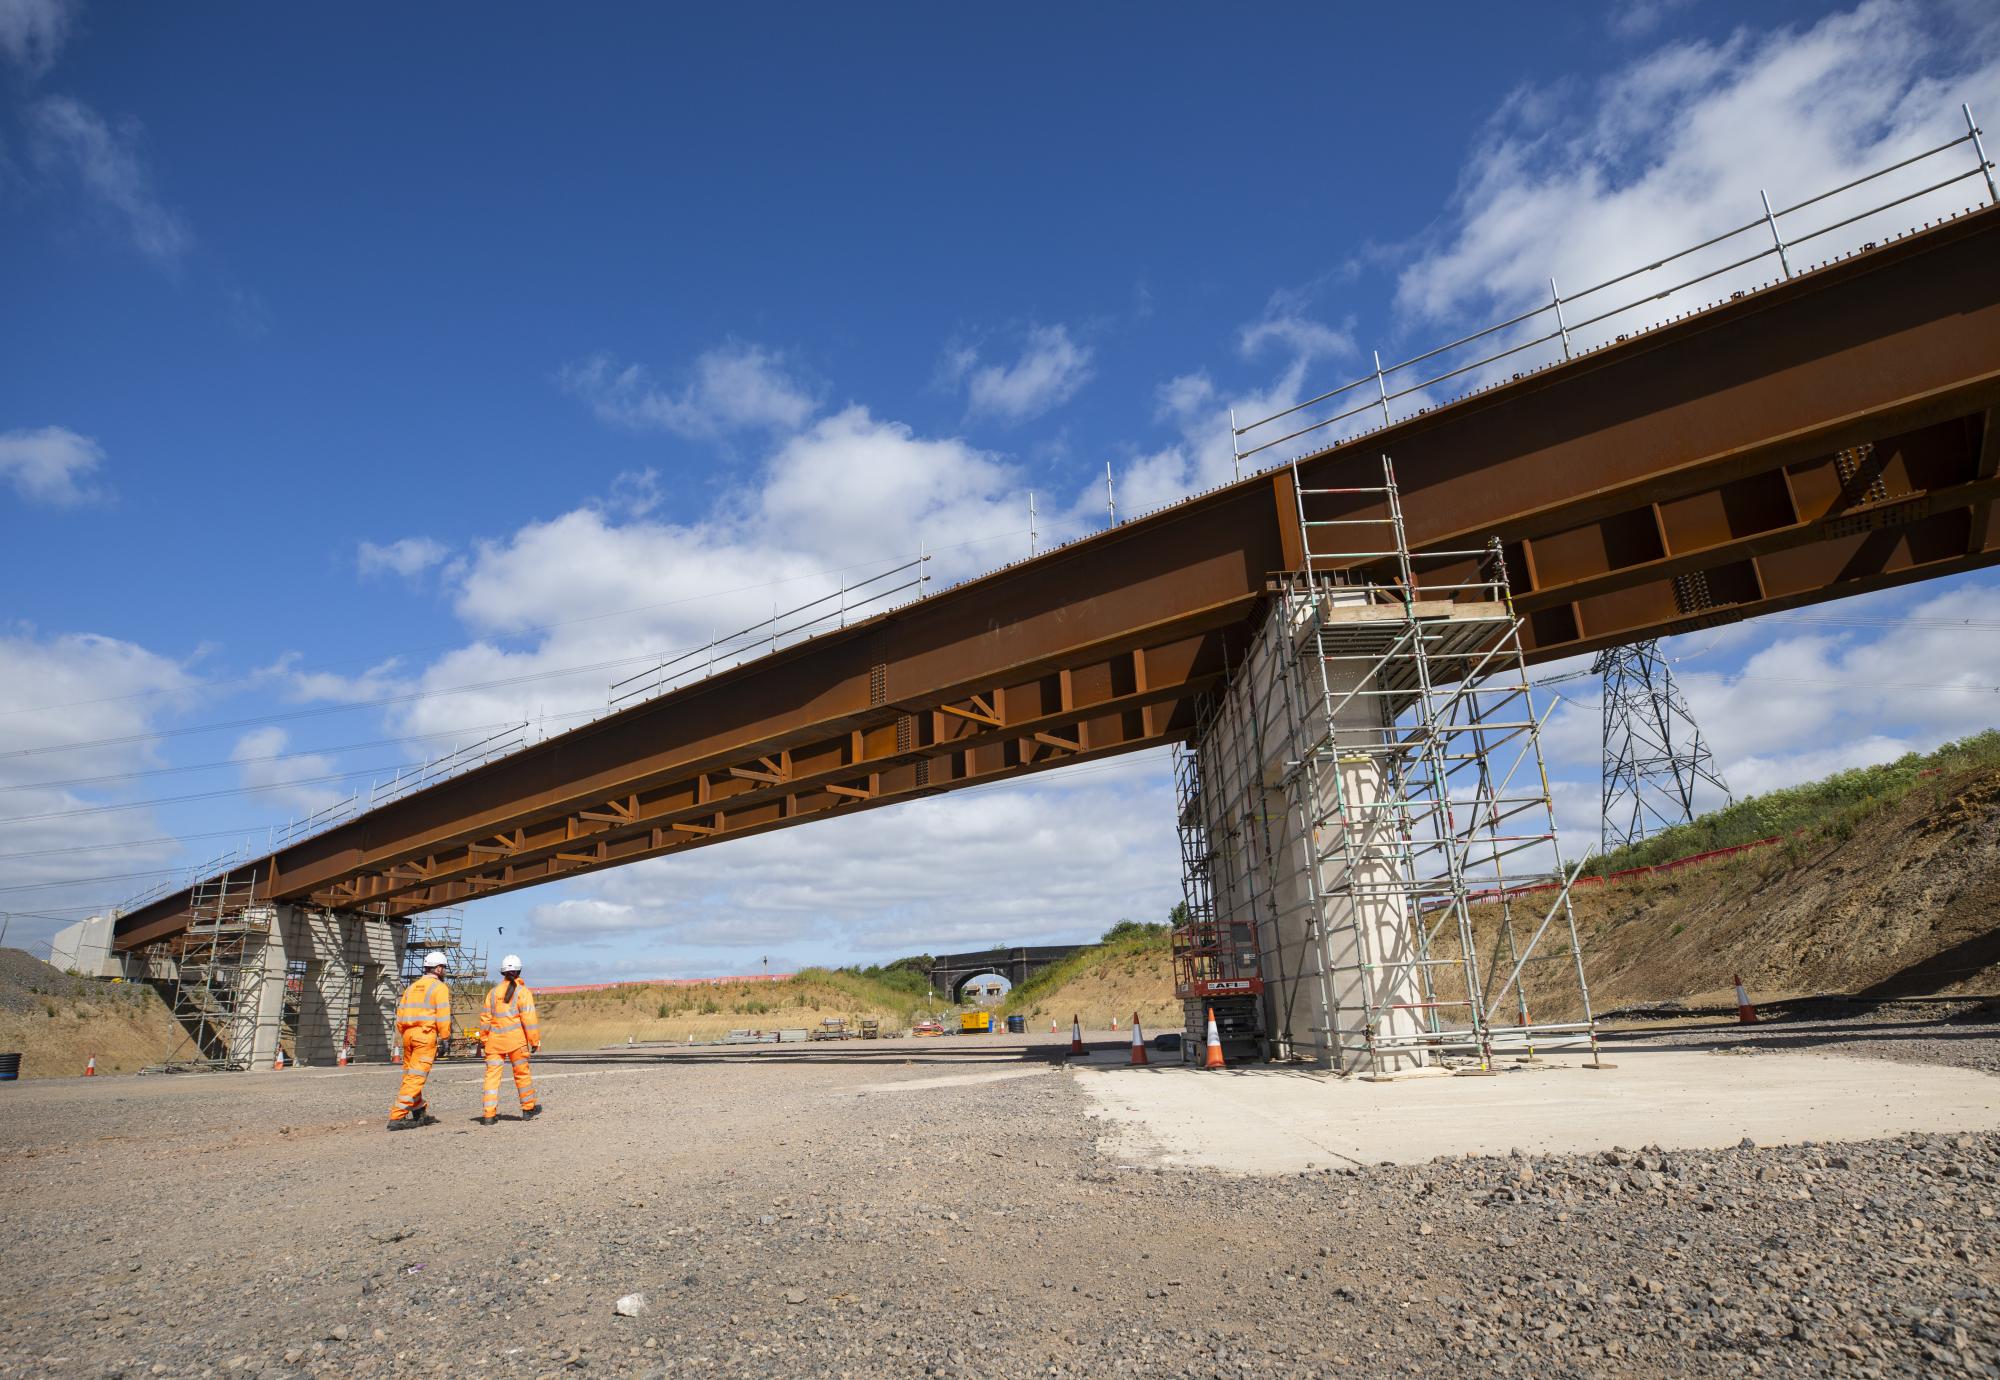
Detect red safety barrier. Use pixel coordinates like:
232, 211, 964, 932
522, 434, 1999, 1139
1461, 835, 1785, 906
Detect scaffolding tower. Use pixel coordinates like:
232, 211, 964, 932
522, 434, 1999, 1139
1171, 742, 1266, 1060
401, 907, 488, 1054
1176, 454, 1600, 1075
150, 871, 273, 1072
1596, 639, 1732, 853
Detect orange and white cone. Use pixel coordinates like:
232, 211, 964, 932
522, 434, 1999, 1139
1203, 1007, 1225, 1070
391, 1042, 402, 1066
273, 1048, 286, 1071
83, 1056, 96, 1077
1069, 1014, 1084, 1056
1111, 1015, 1119, 1032
337, 1045, 349, 1068
1050, 1018, 1057, 1035
1130, 1013, 1147, 1066
1733, 975, 1758, 1025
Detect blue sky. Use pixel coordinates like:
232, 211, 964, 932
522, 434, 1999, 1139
4, 0, 1998, 979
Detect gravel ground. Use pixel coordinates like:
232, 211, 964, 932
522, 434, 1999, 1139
1601, 1000, 2000, 1077
0, 1023, 1995, 1379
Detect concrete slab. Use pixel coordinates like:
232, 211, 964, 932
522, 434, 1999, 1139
1074, 1047, 2000, 1173
852, 1068, 1050, 1094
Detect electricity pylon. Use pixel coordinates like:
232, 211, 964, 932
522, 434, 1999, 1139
1595, 640, 1731, 853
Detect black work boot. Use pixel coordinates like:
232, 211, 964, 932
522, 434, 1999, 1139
521, 1105, 541, 1120
479, 1114, 497, 1126
387, 1118, 421, 1132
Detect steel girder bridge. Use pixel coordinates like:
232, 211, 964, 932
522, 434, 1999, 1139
111, 200, 2000, 956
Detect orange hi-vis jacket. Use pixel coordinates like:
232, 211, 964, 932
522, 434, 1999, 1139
396, 973, 452, 1041
479, 979, 541, 1054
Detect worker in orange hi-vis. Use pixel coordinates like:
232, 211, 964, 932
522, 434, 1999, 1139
477, 954, 542, 1127
386, 952, 452, 1131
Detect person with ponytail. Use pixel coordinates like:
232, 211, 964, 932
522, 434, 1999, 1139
477, 954, 542, 1126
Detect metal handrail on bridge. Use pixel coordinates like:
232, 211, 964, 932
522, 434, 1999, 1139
1233, 102, 1997, 472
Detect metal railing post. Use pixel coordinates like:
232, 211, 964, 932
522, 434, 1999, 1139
1372, 350, 1391, 429
1969, 103, 1998, 204
1229, 407, 1241, 481
1550, 277, 1573, 359
1760, 189, 1793, 278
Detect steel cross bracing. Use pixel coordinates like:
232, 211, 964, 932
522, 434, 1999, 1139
1596, 640, 1733, 854
110, 161, 2000, 954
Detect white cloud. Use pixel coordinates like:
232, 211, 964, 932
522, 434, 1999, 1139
357, 536, 449, 580
229, 726, 343, 815
0, 628, 195, 955
0, 424, 105, 506
0, 0, 77, 79
948, 324, 1094, 425
257, 651, 412, 707
1608, 0, 1693, 41
558, 342, 819, 439
1396, 0, 2000, 358
1237, 314, 1354, 362
27, 94, 191, 266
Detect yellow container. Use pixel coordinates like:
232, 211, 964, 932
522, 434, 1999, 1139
959, 1011, 993, 1033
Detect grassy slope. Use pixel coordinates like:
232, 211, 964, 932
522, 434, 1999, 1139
997, 934, 1182, 1030
534, 967, 934, 1050
0, 954, 183, 1078
1487, 733, 2000, 1020
1584, 730, 2000, 874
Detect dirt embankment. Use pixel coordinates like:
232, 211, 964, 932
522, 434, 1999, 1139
535, 970, 927, 1050
1492, 760, 2000, 1021
1000, 758, 2000, 1032
1001, 939, 1183, 1030
0, 948, 182, 1078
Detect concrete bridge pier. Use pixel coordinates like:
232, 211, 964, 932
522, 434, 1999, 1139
245, 908, 404, 1069
1191, 590, 1434, 1074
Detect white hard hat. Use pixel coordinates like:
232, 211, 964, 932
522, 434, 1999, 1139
423, 951, 447, 970
500, 954, 522, 974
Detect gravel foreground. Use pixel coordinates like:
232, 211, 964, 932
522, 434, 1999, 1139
0, 1024, 1994, 1379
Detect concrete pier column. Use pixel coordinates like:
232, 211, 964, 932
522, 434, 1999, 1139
244, 907, 290, 1071
352, 918, 405, 1061
280, 907, 341, 1066
1192, 591, 1429, 1074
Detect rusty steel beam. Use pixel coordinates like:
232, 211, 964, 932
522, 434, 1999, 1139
111, 206, 2000, 951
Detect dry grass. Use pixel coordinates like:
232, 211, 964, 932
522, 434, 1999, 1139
535, 969, 932, 1051
0, 986, 183, 1078
999, 937, 1183, 1030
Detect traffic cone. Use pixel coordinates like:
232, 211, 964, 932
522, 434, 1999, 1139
273, 1048, 286, 1071
1069, 1014, 1084, 1056
1203, 1007, 1225, 1070
1130, 1013, 1147, 1066
1111, 1015, 1120, 1032
1733, 975, 1759, 1025
391, 1042, 403, 1066
83, 1056, 96, 1077
1050, 1018, 1057, 1035
337, 1045, 349, 1068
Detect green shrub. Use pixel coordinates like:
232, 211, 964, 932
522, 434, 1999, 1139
1580, 729, 2000, 875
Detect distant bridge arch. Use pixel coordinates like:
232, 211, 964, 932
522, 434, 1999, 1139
927, 946, 1084, 1002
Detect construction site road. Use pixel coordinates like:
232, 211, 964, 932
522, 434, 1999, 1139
1, 1020, 1996, 1379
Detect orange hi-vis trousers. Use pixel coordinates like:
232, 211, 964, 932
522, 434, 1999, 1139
482, 1046, 537, 1116
389, 1031, 439, 1121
